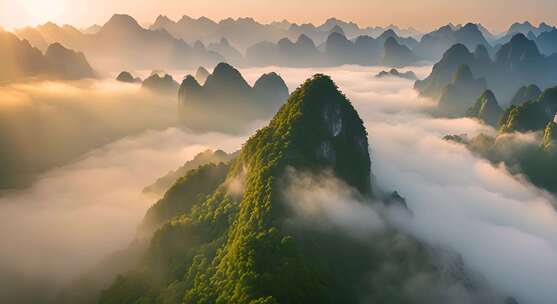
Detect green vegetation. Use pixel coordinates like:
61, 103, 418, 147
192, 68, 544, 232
444, 85, 557, 194
141, 162, 230, 232
143, 150, 236, 196
499, 86, 557, 133
543, 121, 557, 152
466, 90, 503, 127
100, 75, 446, 304
445, 123, 557, 193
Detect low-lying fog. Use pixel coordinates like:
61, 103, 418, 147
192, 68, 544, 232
1, 65, 556, 304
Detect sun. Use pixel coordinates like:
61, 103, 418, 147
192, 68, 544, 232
19, 0, 68, 26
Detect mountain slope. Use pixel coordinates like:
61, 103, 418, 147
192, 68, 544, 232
381, 37, 418, 67
437, 64, 487, 117
509, 84, 541, 105
143, 149, 237, 196
466, 90, 503, 126
99, 75, 451, 304
543, 120, 557, 152
500, 86, 557, 133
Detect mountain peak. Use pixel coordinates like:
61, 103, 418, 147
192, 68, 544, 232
510, 84, 542, 105
466, 90, 503, 126
461, 23, 480, 31
379, 29, 398, 40
330, 24, 345, 35
154, 15, 173, 24
296, 34, 314, 46
247, 73, 371, 193
101, 14, 142, 32
195, 66, 210, 83
510, 32, 529, 43
496, 33, 541, 64
209, 62, 247, 87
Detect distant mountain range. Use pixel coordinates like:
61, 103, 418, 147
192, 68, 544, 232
15, 14, 224, 71
246, 29, 419, 67
0, 29, 94, 83
495, 21, 555, 45
10, 15, 557, 72
178, 63, 289, 133
416, 33, 557, 108
150, 15, 422, 50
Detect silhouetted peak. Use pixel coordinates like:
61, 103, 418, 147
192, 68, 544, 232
437, 25, 454, 33
206, 62, 250, 90
102, 14, 142, 32
45, 42, 67, 54
461, 23, 480, 32
327, 31, 349, 43
253, 72, 289, 101
330, 25, 345, 35
40, 21, 61, 31
508, 21, 534, 34
510, 33, 529, 44
496, 33, 541, 63
153, 15, 174, 26
142, 73, 179, 94
254, 72, 287, 90
277, 38, 294, 48
379, 29, 398, 40
116, 71, 141, 83
443, 43, 473, 60
296, 34, 315, 47
181, 74, 202, 89
198, 16, 216, 24
212, 62, 237, 76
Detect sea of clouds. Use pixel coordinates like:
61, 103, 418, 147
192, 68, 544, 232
0, 65, 556, 303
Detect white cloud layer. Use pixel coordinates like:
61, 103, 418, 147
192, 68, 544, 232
1, 65, 556, 304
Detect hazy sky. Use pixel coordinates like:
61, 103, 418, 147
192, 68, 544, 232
1, 0, 556, 32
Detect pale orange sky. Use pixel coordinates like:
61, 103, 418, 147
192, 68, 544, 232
1, 0, 556, 33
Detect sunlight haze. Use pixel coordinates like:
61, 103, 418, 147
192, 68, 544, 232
1, 0, 557, 32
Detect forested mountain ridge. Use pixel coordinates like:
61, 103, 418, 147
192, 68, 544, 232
99, 75, 463, 304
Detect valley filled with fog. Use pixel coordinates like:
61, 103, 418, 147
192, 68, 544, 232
0, 65, 556, 303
